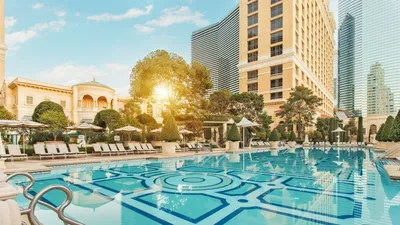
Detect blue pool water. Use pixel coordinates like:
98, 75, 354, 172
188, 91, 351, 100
9, 147, 400, 224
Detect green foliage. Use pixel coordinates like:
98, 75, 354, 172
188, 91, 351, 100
229, 92, 265, 122
208, 90, 231, 115
136, 113, 157, 126
120, 99, 142, 127
376, 123, 385, 142
391, 110, 400, 142
276, 86, 322, 139
93, 109, 122, 131
32, 101, 64, 122
276, 123, 287, 140
160, 112, 181, 142
37, 110, 69, 141
346, 118, 358, 136
316, 118, 330, 141
269, 129, 280, 142
328, 118, 336, 143
29, 131, 69, 144
381, 116, 394, 142
313, 131, 323, 142
227, 123, 241, 142
288, 131, 297, 142
0, 106, 15, 120
357, 117, 364, 143
260, 112, 273, 134
344, 130, 350, 142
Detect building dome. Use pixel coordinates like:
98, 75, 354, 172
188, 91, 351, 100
74, 78, 114, 91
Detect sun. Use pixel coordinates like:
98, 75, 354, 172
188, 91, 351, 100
154, 84, 171, 100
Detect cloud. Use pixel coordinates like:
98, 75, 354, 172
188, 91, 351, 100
54, 10, 67, 17
5, 19, 66, 49
145, 6, 208, 27
5, 17, 17, 29
105, 63, 131, 73
39, 64, 107, 81
32, 3, 43, 10
134, 24, 154, 33
75, 12, 80, 17
87, 5, 153, 22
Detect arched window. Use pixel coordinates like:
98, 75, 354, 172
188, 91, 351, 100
82, 95, 94, 109
98, 96, 108, 109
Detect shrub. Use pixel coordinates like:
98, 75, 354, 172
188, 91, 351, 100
381, 116, 394, 142
32, 101, 64, 122
0, 106, 15, 120
288, 131, 297, 142
160, 112, 181, 142
93, 109, 122, 131
269, 129, 280, 142
227, 123, 241, 142
357, 117, 364, 143
391, 110, 400, 141
376, 123, 385, 142
312, 130, 323, 142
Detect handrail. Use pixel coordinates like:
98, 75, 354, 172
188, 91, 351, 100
6, 172, 83, 225
373, 144, 400, 162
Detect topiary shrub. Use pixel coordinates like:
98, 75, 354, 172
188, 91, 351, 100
160, 112, 181, 142
269, 129, 280, 142
376, 123, 385, 142
391, 110, 400, 142
32, 101, 64, 122
227, 123, 241, 142
381, 115, 394, 142
288, 131, 297, 142
93, 109, 122, 131
357, 117, 364, 143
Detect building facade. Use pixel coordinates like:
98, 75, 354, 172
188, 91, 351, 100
192, 6, 239, 94
338, 0, 400, 118
238, 0, 336, 123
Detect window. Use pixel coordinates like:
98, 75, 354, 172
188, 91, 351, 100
271, 17, 283, 31
271, 65, 283, 76
60, 100, 66, 108
271, 4, 283, 17
248, 14, 258, 26
248, 39, 258, 51
248, 83, 258, 92
26, 96, 33, 105
248, 1, 258, 14
248, 26, 258, 38
271, 0, 281, 4
271, 31, 283, 44
248, 70, 258, 80
271, 44, 283, 57
248, 52, 258, 62
271, 92, 283, 100
271, 78, 283, 89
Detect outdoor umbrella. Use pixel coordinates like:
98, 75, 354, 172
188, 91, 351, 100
237, 117, 260, 147
179, 128, 193, 146
6, 120, 49, 154
150, 128, 162, 133
115, 125, 142, 141
67, 123, 104, 151
332, 127, 345, 144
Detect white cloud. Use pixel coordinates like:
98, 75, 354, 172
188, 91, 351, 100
87, 5, 153, 22
54, 10, 67, 17
32, 3, 43, 10
145, 6, 208, 27
134, 24, 154, 33
5, 20, 66, 49
5, 17, 17, 29
39, 64, 107, 81
105, 63, 131, 73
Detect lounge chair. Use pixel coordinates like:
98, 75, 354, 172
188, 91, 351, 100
146, 144, 157, 153
258, 142, 266, 147
134, 143, 146, 154
127, 143, 137, 153
101, 143, 117, 156
7, 145, 28, 160
117, 143, 134, 154
264, 142, 271, 147
175, 143, 184, 152
34, 144, 54, 160
109, 144, 124, 155
46, 144, 66, 158
68, 144, 87, 157
57, 143, 78, 158
0, 146, 11, 159
250, 142, 259, 147
93, 143, 108, 156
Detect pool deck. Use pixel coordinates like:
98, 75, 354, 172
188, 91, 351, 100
384, 165, 400, 180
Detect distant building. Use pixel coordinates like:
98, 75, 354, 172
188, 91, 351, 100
191, 6, 239, 94
334, 50, 338, 108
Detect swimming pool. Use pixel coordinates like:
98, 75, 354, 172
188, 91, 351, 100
9, 147, 400, 224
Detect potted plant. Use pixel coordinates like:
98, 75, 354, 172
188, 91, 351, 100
227, 123, 241, 151
160, 112, 181, 155
288, 131, 297, 148
269, 129, 280, 149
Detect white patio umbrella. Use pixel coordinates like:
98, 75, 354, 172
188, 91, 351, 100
6, 120, 49, 154
237, 117, 260, 147
67, 123, 104, 151
179, 128, 193, 146
150, 128, 162, 133
115, 125, 142, 141
332, 127, 345, 144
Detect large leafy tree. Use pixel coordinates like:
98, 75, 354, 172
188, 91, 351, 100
32, 101, 64, 122
391, 110, 400, 142
0, 106, 15, 120
93, 109, 122, 131
276, 86, 322, 139
37, 110, 69, 141
229, 92, 264, 121
120, 99, 142, 127
208, 90, 231, 115
316, 118, 330, 141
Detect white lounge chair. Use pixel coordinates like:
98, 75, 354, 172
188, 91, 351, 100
134, 143, 146, 154
145, 143, 157, 153
258, 142, 266, 147
175, 143, 184, 152
46, 144, 66, 158
7, 145, 28, 160
34, 144, 53, 160
68, 144, 87, 157
109, 144, 124, 155
117, 143, 134, 154
127, 143, 137, 153
101, 143, 117, 156
57, 143, 77, 158
93, 143, 108, 156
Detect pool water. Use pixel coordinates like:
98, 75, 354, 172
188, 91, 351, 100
9, 147, 400, 225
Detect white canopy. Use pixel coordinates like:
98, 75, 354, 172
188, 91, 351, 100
332, 127, 345, 133
179, 128, 193, 134
237, 117, 259, 128
150, 128, 162, 133
67, 123, 103, 131
115, 125, 142, 132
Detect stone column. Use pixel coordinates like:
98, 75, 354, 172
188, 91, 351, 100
0, 171, 22, 224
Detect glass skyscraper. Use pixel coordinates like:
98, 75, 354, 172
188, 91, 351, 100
338, 0, 400, 117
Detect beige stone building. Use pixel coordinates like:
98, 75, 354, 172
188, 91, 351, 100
238, 0, 336, 124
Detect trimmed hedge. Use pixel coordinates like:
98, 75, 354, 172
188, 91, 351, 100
288, 131, 296, 142
227, 123, 241, 142
269, 129, 280, 142
160, 112, 181, 142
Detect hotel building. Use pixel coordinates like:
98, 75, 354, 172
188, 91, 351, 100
238, 0, 336, 122
192, 6, 240, 94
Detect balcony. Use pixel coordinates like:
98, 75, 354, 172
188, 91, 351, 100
270, 72, 282, 77
270, 86, 283, 91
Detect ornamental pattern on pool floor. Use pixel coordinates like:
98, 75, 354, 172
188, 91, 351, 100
10, 148, 400, 225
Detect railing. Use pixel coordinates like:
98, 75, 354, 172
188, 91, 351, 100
6, 172, 83, 225
373, 144, 400, 163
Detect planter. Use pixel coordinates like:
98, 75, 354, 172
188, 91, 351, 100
270, 141, 278, 149
288, 141, 296, 148
229, 141, 239, 151
162, 142, 176, 155
151, 140, 162, 148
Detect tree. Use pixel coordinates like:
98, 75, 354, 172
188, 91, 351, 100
0, 106, 15, 120
328, 118, 335, 143
346, 118, 358, 137
391, 110, 400, 142
276, 86, 322, 139
376, 123, 385, 142
276, 122, 288, 140
160, 112, 180, 142
269, 129, 280, 142
93, 109, 122, 131
227, 123, 241, 142
260, 112, 273, 134
120, 99, 142, 126
229, 92, 264, 122
37, 110, 69, 141
316, 118, 330, 141
288, 131, 297, 142
32, 101, 64, 122
208, 90, 231, 115
381, 115, 394, 142
357, 117, 364, 143
312, 130, 323, 142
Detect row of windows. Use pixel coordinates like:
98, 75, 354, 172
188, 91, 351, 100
248, 0, 258, 14
246, 64, 283, 80
247, 45, 283, 62
271, 31, 283, 44
248, 39, 258, 51
24, 96, 66, 108
271, 17, 283, 31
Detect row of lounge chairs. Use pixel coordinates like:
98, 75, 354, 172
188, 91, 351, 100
34, 143, 87, 160
92, 143, 159, 155
0, 144, 28, 160
251, 142, 272, 147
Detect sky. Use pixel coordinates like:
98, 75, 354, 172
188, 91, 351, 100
4, 0, 338, 97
